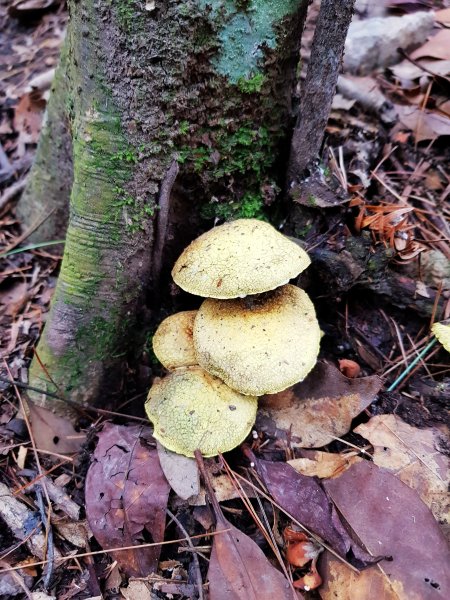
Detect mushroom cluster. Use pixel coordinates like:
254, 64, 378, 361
145, 219, 321, 457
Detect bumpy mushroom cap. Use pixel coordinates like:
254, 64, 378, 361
145, 367, 258, 457
172, 219, 311, 299
432, 322, 450, 353
153, 311, 197, 370
193, 284, 321, 396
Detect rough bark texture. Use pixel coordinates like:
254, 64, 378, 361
27, 0, 309, 423
288, 0, 355, 184
16, 42, 73, 242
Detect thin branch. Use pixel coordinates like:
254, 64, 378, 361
288, 0, 356, 183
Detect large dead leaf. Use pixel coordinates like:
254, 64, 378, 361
355, 415, 449, 538
208, 518, 300, 600
85, 423, 170, 577
248, 450, 379, 567
435, 7, 450, 26
396, 104, 450, 142
157, 442, 199, 500
288, 451, 362, 479
13, 91, 46, 158
410, 29, 450, 61
197, 454, 299, 599
322, 460, 450, 599
256, 362, 382, 448
28, 402, 85, 454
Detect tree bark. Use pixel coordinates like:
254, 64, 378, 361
288, 0, 355, 186
16, 41, 73, 242
26, 0, 309, 442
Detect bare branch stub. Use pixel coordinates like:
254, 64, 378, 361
288, 0, 356, 187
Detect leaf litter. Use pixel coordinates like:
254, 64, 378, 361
85, 423, 170, 577
1, 1, 450, 598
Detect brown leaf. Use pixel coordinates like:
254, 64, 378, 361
0, 281, 29, 317
435, 7, 450, 26
323, 460, 450, 599
410, 29, 450, 61
208, 516, 299, 600
396, 104, 450, 142
85, 423, 170, 577
196, 453, 299, 599
13, 92, 46, 158
248, 451, 379, 567
288, 451, 362, 479
355, 415, 450, 539
156, 442, 199, 500
256, 362, 382, 448
28, 402, 85, 454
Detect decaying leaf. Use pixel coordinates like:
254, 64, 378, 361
157, 442, 200, 500
288, 451, 362, 479
323, 460, 450, 599
248, 450, 379, 567
396, 104, 450, 142
13, 91, 46, 157
256, 362, 382, 448
196, 454, 299, 599
85, 423, 170, 577
27, 402, 85, 454
208, 520, 300, 600
410, 29, 450, 61
355, 415, 450, 538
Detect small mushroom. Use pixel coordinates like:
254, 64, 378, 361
193, 284, 321, 396
432, 322, 450, 353
172, 219, 311, 299
153, 311, 197, 370
145, 366, 258, 457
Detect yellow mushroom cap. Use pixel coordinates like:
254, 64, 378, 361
153, 311, 197, 370
145, 367, 258, 458
432, 322, 450, 353
193, 284, 321, 396
171, 219, 311, 299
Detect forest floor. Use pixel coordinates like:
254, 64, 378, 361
0, 1, 449, 599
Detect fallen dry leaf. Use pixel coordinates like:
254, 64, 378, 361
189, 460, 254, 506
157, 442, 199, 500
248, 450, 379, 567
85, 423, 170, 577
410, 29, 450, 61
120, 580, 153, 600
435, 7, 450, 25
0, 281, 29, 317
396, 104, 450, 142
256, 362, 382, 448
355, 415, 449, 538
196, 453, 299, 600
13, 92, 46, 158
322, 460, 450, 599
288, 451, 362, 479
390, 58, 450, 82
208, 519, 300, 600
28, 402, 85, 454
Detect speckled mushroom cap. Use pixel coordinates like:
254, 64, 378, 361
193, 284, 321, 396
171, 219, 311, 299
145, 367, 258, 458
153, 311, 197, 370
432, 322, 450, 353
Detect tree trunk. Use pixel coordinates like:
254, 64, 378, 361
25, 0, 309, 444
16, 41, 73, 242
